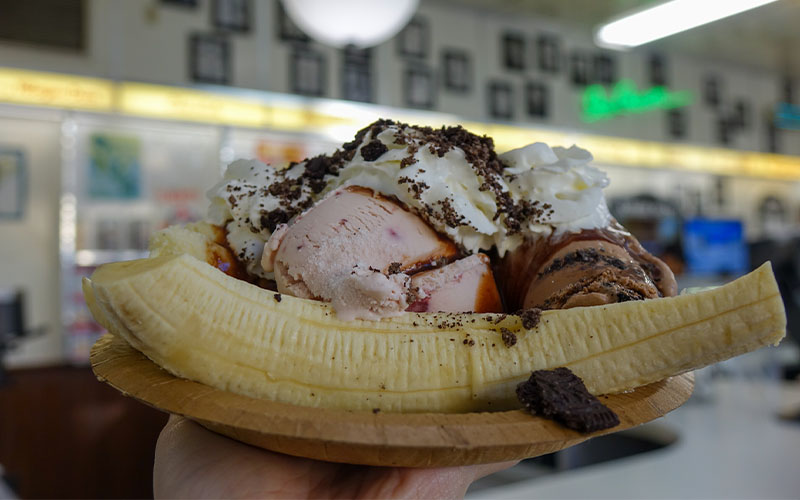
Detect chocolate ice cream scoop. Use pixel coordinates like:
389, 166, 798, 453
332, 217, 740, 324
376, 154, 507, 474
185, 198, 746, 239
496, 221, 677, 311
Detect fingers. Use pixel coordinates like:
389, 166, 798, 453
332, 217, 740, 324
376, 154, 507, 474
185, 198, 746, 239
153, 415, 519, 500
467, 460, 520, 481
388, 461, 519, 499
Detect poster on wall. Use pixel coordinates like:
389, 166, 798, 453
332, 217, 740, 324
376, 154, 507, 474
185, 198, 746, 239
0, 148, 26, 219
88, 134, 141, 199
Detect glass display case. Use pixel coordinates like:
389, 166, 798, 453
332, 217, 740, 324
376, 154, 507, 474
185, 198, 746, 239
59, 113, 340, 364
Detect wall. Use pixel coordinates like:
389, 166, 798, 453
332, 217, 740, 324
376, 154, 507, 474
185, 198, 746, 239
0, 107, 64, 367
0, 0, 795, 155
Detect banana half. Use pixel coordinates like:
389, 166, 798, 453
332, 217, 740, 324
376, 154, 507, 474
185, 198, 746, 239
83, 224, 786, 413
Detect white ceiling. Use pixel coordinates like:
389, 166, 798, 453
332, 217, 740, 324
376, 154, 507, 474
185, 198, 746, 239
434, 0, 800, 76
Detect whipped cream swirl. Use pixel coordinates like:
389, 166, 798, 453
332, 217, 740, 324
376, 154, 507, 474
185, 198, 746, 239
206, 120, 613, 277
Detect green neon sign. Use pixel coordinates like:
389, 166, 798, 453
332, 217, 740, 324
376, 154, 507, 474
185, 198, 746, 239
581, 79, 693, 122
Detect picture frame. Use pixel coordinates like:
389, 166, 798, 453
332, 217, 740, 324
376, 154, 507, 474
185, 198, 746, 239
189, 33, 231, 85
570, 51, 590, 86
667, 109, 687, 139
442, 49, 471, 92
732, 100, 750, 129
488, 81, 514, 120
783, 77, 795, 105
212, 0, 251, 33
525, 81, 548, 118
0, 149, 26, 220
764, 117, 781, 153
648, 53, 667, 86
276, 1, 310, 43
290, 48, 327, 97
403, 65, 435, 109
160, 0, 198, 7
342, 46, 372, 102
502, 32, 525, 71
397, 17, 429, 59
88, 134, 142, 200
716, 116, 733, 145
703, 76, 721, 107
592, 53, 616, 85
536, 34, 561, 73
765, 119, 780, 153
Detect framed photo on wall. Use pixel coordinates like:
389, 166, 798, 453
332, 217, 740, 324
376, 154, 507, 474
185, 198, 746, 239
526, 81, 548, 118
342, 46, 372, 102
189, 33, 231, 84
570, 52, 590, 86
765, 118, 780, 153
783, 77, 795, 105
397, 17, 429, 59
488, 81, 514, 120
291, 48, 326, 96
212, 0, 251, 33
160, 0, 198, 7
442, 49, 471, 92
733, 100, 750, 129
276, 1, 310, 43
88, 134, 141, 200
502, 32, 525, 71
536, 34, 561, 73
667, 109, 687, 139
716, 116, 733, 145
0, 149, 26, 220
592, 53, 616, 85
404, 65, 435, 109
704, 76, 721, 107
649, 53, 668, 86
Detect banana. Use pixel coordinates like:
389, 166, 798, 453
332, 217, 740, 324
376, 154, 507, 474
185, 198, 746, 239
83, 224, 786, 413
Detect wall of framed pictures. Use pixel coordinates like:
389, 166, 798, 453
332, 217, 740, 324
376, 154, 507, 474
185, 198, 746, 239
0, 0, 794, 155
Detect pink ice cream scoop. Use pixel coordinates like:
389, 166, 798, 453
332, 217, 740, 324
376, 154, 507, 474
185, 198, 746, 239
262, 185, 501, 320
407, 253, 503, 313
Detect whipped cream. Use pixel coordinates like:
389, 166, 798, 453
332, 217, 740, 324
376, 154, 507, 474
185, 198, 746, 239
500, 142, 612, 237
206, 159, 314, 278
206, 120, 614, 274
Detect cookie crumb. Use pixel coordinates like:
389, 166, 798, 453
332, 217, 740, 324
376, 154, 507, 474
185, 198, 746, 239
516, 367, 619, 433
500, 328, 517, 347
515, 308, 541, 329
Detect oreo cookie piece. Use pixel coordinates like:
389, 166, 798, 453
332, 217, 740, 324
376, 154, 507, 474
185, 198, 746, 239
516, 367, 620, 433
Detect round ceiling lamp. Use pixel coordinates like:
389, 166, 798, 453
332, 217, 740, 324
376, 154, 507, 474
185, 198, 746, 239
281, 0, 419, 48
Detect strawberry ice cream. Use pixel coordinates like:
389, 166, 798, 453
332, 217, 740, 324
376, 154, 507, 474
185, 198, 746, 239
262, 185, 503, 320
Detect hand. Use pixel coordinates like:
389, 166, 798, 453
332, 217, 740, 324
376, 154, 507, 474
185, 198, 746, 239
154, 415, 516, 499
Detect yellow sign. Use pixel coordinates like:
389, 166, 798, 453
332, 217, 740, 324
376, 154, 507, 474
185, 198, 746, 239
0, 68, 113, 111
118, 82, 269, 127
0, 67, 799, 180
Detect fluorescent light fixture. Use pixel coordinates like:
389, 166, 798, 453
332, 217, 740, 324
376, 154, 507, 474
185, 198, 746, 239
595, 0, 778, 49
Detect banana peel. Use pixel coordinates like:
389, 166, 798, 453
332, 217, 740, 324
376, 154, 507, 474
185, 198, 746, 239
83, 224, 786, 413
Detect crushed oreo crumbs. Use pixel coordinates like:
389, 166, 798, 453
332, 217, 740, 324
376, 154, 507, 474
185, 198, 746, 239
500, 328, 517, 347
515, 308, 542, 329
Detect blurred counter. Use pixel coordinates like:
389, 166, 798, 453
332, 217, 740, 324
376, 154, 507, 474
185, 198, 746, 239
468, 373, 800, 499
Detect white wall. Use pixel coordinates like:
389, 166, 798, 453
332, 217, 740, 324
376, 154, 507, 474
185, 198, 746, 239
0, 0, 794, 155
0, 107, 64, 367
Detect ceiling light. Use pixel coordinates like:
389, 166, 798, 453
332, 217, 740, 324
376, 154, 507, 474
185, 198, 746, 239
281, 0, 419, 48
595, 0, 778, 50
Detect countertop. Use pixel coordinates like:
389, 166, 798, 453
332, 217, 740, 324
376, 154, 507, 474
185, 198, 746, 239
468, 370, 800, 499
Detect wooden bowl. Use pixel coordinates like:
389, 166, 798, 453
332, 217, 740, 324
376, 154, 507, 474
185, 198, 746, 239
90, 334, 694, 467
